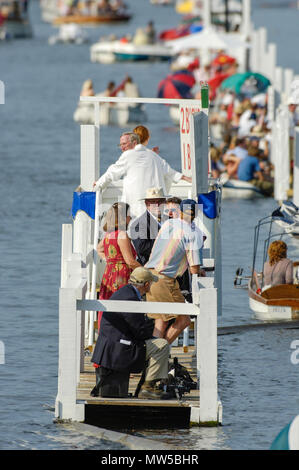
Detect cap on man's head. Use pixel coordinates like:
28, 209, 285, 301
180, 199, 198, 216
129, 267, 159, 285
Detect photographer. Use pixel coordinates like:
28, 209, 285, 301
91, 267, 171, 400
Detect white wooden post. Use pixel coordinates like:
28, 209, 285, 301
79, 122, 100, 345
198, 287, 218, 425
55, 284, 85, 422
275, 66, 283, 94
241, 0, 251, 38
80, 125, 99, 191
88, 190, 102, 346
60, 224, 73, 287
274, 105, 290, 201
202, 0, 211, 29
284, 69, 294, 99
183, 327, 189, 351
250, 29, 259, 72
259, 28, 268, 76
294, 129, 299, 207
267, 43, 277, 85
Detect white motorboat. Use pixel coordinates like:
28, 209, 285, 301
90, 40, 174, 64
234, 206, 299, 321
73, 100, 147, 127
221, 176, 265, 199
48, 23, 88, 45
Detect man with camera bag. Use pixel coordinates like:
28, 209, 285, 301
91, 267, 171, 400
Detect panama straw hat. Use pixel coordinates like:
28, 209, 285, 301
140, 187, 169, 200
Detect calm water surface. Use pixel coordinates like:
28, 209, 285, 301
0, 0, 299, 451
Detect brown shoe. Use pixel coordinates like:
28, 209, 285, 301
139, 381, 171, 400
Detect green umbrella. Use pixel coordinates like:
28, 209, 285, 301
220, 72, 271, 95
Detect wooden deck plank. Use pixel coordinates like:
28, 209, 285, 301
77, 346, 199, 409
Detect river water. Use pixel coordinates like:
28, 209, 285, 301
0, 0, 299, 451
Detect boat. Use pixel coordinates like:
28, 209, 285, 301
90, 39, 174, 63
220, 175, 265, 200
53, 11, 131, 26
0, 0, 33, 39
151, 0, 174, 4
234, 204, 299, 321
270, 414, 299, 450
73, 99, 147, 126
48, 23, 88, 45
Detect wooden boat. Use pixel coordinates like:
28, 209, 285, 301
248, 282, 299, 321
234, 206, 299, 321
90, 40, 174, 63
53, 12, 131, 26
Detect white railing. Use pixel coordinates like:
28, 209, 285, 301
56, 220, 220, 425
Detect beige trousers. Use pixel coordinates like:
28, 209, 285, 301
144, 337, 170, 382
146, 269, 185, 321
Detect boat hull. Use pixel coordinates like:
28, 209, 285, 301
222, 179, 264, 199
3, 19, 33, 39
90, 41, 173, 63
53, 14, 131, 26
248, 282, 299, 321
73, 102, 147, 127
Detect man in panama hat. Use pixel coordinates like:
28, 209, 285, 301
129, 187, 167, 266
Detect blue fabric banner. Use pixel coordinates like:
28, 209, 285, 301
198, 190, 217, 219
71, 191, 96, 220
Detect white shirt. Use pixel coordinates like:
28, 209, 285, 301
238, 109, 257, 137
94, 144, 182, 216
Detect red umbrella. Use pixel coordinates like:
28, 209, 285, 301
157, 70, 196, 99
208, 72, 230, 89
208, 72, 231, 100
212, 54, 236, 67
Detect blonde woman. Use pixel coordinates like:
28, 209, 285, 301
263, 240, 293, 289
97, 203, 141, 308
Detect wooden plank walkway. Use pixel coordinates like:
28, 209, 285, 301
77, 346, 199, 410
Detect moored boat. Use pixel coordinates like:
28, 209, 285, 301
90, 39, 174, 63
234, 207, 299, 321
0, 0, 33, 39
53, 11, 131, 26
221, 176, 265, 199
48, 23, 88, 44
73, 99, 147, 126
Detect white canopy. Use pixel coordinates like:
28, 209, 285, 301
166, 28, 250, 53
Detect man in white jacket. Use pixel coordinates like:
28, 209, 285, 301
94, 132, 191, 217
